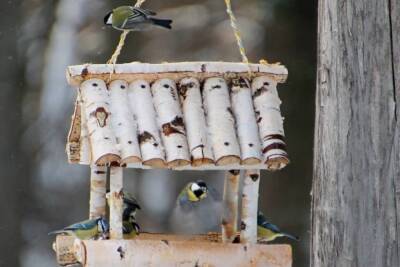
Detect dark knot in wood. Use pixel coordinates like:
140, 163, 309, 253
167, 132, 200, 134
249, 173, 259, 181
94, 107, 108, 128
138, 131, 154, 144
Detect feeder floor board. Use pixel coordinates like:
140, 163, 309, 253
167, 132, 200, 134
54, 234, 292, 267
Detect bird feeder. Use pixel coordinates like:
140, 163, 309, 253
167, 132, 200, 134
54, 61, 292, 267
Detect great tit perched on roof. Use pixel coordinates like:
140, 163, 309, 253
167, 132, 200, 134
170, 180, 222, 234
257, 211, 299, 243
48, 217, 109, 240
104, 6, 172, 31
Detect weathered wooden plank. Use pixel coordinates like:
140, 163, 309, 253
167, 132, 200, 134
390, 0, 400, 260
312, 1, 399, 266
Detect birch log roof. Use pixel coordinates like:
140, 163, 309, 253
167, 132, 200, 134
66, 62, 289, 171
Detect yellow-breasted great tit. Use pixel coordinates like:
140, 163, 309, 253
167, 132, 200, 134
104, 6, 172, 31
178, 180, 208, 204
48, 217, 109, 240
257, 211, 299, 243
170, 180, 222, 234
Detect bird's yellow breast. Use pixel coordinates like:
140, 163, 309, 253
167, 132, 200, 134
257, 226, 281, 242
74, 227, 98, 240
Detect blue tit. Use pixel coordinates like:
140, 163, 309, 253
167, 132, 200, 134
48, 217, 109, 240
104, 6, 172, 31
257, 212, 299, 243
170, 180, 223, 234
123, 210, 140, 239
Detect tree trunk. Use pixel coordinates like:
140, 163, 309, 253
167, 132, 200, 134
0, 1, 25, 266
312, 1, 400, 266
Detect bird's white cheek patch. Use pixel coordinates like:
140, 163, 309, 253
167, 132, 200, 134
107, 14, 113, 25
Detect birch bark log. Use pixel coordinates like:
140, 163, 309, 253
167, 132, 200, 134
312, 1, 400, 266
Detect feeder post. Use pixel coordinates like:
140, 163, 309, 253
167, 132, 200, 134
312, 0, 400, 266
240, 169, 260, 244
221, 170, 240, 242
89, 165, 107, 219
109, 166, 123, 239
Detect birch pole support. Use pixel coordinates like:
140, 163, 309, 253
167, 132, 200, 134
89, 165, 107, 219
109, 167, 123, 239
178, 77, 214, 166
230, 78, 262, 165
151, 79, 190, 168
240, 169, 260, 244
312, 1, 400, 266
128, 80, 166, 168
203, 77, 241, 165
109, 80, 141, 165
80, 79, 120, 165
221, 170, 240, 243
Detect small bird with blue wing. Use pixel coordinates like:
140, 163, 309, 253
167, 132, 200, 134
257, 211, 299, 243
48, 217, 109, 240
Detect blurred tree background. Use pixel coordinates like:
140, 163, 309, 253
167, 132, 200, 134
0, 0, 316, 266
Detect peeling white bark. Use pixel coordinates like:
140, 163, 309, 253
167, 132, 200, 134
203, 77, 241, 165
222, 170, 240, 243
251, 76, 289, 170
79, 97, 91, 164
240, 169, 260, 244
230, 78, 262, 165
109, 167, 123, 240
178, 77, 214, 166
89, 165, 107, 219
151, 79, 190, 168
128, 80, 166, 168
80, 78, 120, 165
109, 80, 141, 165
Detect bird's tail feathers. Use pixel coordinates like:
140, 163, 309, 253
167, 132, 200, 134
151, 18, 172, 29
48, 230, 65, 235
281, 232, 300, 241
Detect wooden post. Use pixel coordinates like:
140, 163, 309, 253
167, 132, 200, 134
203, 77, 241, 166
178, 77, 214, 167
230, 78, 262, 165
128, 80, 166, 168
80, 78, 121, 165
240, 169, 260, 244
89, 165, 107, 219
312, 0, 400, 266
151, 78, 190, 168
109, 80, 141, 165
251, 76, 289, 170
109, 167, 123, 239
221, 170, 240, 243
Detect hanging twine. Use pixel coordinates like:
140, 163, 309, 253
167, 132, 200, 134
107, 0, 147, 65
224, 0, 252, 76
